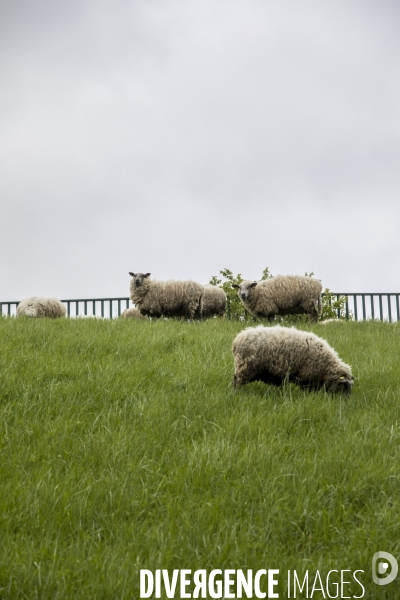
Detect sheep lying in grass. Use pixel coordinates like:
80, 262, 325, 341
232, 275, 322, 323
120, 307, 148, 320
202, 285, 227, 318
129, 272, 203, 320
16, 296, 66, 318
232, 325, 354, 395
319, 318, 345, 325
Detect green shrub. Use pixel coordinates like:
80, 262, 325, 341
321, 288, 352, 320
209, 268, 248, 321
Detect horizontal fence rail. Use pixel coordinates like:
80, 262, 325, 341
1, 293, 400, 321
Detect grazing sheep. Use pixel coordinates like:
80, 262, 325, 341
232, 275, 322, 323
120, 307, 148, 320
232, 325, 354, 395
202, 285, 227, 318
16, 296, 66, 318
129, 273, 203, 320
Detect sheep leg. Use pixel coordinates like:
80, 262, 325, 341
267, 314, 275, 323
194, 304, 202, 320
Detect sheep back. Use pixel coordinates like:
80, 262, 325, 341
16, 296, 66, 318
232, 325, 353, 395
202, 285, 227, 318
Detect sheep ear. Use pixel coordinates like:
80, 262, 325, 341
145, 273, 151, 278
129, 272, 135, 277
232, 284, 239, 289
250, 282, 257, 288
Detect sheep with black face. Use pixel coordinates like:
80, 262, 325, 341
129, 272, 203, 320
232, 275, 322, 323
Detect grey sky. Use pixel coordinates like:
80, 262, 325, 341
1, 0, 400, 300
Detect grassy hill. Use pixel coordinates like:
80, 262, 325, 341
1, 316, 400, 598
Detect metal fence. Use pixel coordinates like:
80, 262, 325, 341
332, 293, 400, 322
1, 293, 400, 321
0, 297, 131, 319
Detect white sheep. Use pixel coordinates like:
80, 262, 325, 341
319, 318, 345, 325
232, 325, 354, 395
129, 272, 203, 320
120, 307, 148, 320
16, 296, 66, 318
232, 275, 322, 323
202, 285, 227, 318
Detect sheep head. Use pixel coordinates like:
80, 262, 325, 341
326, 372, 355, 396
232, 281, 257, 301
129, 272, 151, 287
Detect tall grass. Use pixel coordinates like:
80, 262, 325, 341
1, 317, 400, 598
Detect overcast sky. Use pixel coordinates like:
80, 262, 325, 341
1, 0, 400, 300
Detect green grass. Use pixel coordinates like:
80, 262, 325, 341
1, 317, 400, 599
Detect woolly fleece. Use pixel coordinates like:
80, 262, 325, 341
129, 273, 203, 320
120, 307, 148, 320
16, 296, 66, 318
232, 325, 354, 395
233, 275, 322, 323
202, 285, 227, 318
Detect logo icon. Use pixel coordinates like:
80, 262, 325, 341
372, 551, 398, 585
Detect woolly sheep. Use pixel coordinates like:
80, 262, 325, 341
232, 325, 354, 395
129, 272, 203, 320
120, 307, 148, 320
202, 285, 227, 318
319, 318, 345, 325
16, 296, 66, 318
232, 275, 322, 323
